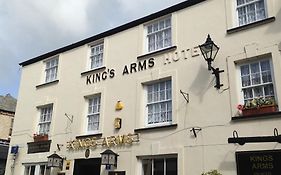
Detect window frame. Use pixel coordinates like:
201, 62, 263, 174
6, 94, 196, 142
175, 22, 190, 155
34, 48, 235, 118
141, 156, 177, 175
89, 42, 104, 70
235, 0, 267, 26
237, 58, 276, 104
86, 94, 101, 134
24, 164, 50, 175
144, 79, 172, 127
145, 15, 172, 53
37, 105, 53, 135
44, 56, 59, 83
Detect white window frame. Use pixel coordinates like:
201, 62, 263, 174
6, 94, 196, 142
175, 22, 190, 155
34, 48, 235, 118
146, 16, 172, 53
24, 164, 50, 175
145, 79, 172, 127
141, 156, 177, 175
238, 58, 275, 104
38, 105, 53, 135
44, 57, 59, 83
235, 0, 267, 26
86, 94, 101, 133
89, 42, 104, 69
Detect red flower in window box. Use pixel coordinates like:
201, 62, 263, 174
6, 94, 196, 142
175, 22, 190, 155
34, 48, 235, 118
33, 134, 48, 142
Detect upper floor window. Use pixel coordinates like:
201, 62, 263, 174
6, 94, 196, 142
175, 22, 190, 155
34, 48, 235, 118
38, 105, 53, 135
146, 79, 172, 126
236, 0, 266, 26
90, 43, 104, 69
87, 94, 101, 132
147, 16, 171, 52
45, 57, 58, 83
240, 59, 275, 104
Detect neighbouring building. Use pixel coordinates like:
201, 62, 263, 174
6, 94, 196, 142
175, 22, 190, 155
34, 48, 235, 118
0, 94, 17, 175
5, 0, 281, 175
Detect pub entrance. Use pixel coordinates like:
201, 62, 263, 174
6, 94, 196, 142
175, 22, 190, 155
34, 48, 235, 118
73, 158, 101, 175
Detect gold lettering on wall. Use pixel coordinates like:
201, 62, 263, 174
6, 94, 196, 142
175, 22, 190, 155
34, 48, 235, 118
66, 133, 139, 150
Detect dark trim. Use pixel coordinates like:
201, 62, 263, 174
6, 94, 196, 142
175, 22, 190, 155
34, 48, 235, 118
19, 0, 206, 67
75, 133, 103, 139
0, 108, 15, 114
228, 136, 281, 145
227, 17, 275, 34
231, 111, 281, 121
36, 80, 59, 89
81, 66, 106, 76
134, 123, 177, 132
137, 46, 177, 60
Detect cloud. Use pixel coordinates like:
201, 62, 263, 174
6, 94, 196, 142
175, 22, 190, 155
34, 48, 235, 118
0, 0, 185, 97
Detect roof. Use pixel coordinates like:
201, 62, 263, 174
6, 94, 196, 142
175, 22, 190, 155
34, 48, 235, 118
19, 0, 206, 67
0, 94, 17, 113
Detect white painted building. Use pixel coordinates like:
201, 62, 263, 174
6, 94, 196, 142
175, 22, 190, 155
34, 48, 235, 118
5, 0, 281, 175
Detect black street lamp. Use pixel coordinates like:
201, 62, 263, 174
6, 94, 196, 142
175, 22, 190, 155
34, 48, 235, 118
199, 34, 219, 70
199, 34, 224, 89
47, 152, 63, 168
100, 149, 119, 169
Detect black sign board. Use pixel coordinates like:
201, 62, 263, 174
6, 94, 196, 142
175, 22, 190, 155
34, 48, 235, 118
236, 149, 281, 175
27, 140, 51, 154
108, 171, 125, 175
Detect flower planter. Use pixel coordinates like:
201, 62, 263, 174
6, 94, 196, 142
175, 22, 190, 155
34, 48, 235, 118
242, 105, 278, 116
33, 134, 48, 142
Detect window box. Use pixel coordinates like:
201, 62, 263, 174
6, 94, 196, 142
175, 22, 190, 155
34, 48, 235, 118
33, 134, 48, 142
242, 105, 278, 116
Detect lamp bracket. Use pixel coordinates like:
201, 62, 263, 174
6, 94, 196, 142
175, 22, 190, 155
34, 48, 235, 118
210, 66, 224, 89
228, 128, 281, 145
65, 113, 73, 123
190, 127, 202, 138
180, 90, 189, 103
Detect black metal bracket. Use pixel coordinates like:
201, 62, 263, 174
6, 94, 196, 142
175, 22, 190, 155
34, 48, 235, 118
190, 127, 202, 138
180, 90, 189, 103
228, 128, 281, 145
211, 67, 224, 89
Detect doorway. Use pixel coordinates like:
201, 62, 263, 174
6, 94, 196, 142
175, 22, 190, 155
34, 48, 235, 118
73, 158, 101, 175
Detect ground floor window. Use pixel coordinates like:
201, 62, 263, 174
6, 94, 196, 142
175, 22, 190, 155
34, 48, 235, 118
24, 164, 50, 175
142, 157, 177, 175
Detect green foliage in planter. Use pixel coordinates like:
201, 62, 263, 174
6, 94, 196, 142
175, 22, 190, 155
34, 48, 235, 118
201, 170, 222, 175
244, 97, 276, 109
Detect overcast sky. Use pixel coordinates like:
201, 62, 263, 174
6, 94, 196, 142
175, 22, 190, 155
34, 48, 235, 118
0, 0, 185, 98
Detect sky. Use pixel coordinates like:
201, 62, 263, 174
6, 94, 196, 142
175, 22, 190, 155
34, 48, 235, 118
0, 0, 185, 98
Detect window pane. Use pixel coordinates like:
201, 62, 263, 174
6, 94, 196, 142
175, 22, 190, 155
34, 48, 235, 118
253, 86, 263, 97
166, 158, 177, 175
30, 166, 35, 175
264, 84, 274, 97
154, 159, 164, 175
143, 159, 152, 175
147, 17, 171, 52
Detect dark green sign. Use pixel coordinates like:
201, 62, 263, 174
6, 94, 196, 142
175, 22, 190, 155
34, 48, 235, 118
236, 149, 281, 175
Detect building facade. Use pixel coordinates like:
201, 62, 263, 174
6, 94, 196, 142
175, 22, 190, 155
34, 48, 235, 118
0, 94, 17, 175
5, 0, 281, 175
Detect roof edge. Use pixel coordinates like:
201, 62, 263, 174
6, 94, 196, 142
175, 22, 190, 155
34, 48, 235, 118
19, 0, 206, 67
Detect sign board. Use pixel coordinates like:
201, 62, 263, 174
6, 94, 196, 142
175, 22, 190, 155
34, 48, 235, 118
27, 140, 51, 154
236, 149, 281, 175
108, 171, 125, 175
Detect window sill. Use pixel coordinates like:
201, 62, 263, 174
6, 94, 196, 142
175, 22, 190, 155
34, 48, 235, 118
134, 123, 177, 132
36, 80, 59, 89
137, 46, 177, 60
227, 17, 275, 34
81, 66, 106, 76
231, 111, 281, 121
76, 133, 103, 139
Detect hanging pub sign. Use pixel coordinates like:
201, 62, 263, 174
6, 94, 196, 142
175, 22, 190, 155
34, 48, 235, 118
236, 149, 281, 175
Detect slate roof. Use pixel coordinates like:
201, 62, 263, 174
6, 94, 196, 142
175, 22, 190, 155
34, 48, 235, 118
0, 94, 17, 113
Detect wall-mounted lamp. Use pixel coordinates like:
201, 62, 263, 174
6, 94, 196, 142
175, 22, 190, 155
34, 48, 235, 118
101, 149, 119, 170
47, 152, 63, 168
199, 34, 224, 89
